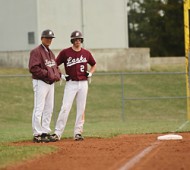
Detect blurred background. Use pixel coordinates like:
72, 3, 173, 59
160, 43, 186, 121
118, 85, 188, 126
0, 0, 185, 70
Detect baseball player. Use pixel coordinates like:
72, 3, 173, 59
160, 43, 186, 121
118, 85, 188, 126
29, 29, 61, 143
49, 30, 96, 141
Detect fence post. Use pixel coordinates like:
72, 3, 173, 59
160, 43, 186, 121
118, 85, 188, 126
184, 0, 190, 120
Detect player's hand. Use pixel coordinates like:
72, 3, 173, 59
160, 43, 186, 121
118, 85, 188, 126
61, 74, 69, 81
86, 71, 92, 78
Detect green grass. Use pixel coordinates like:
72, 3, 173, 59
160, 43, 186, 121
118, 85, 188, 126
0, 65, 190, 168
0, 144, 56, 169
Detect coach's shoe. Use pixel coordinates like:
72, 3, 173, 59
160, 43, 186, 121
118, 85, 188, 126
33, 135, 42, 143
74, 134, 84, 141
41, 133, 50, 143
49, 134, 59, 142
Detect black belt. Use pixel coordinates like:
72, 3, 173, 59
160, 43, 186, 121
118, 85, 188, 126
44, 80, 54, 85
68, 79, 87, 81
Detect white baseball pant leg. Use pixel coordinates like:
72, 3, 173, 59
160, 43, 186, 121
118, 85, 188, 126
32, 79, 54, 136
74, 81, 88, 136
54, 80, 88, 139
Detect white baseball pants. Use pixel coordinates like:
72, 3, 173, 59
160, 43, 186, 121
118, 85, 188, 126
32, 79, 54, 136
55, 80, 88, 139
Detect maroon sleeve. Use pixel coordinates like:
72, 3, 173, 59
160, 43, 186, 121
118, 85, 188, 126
88, 51, 96, 66
29, 49, 48, 79
55, 50, 64, 66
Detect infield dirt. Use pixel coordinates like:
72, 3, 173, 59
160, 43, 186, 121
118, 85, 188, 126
2, 132, 190, 170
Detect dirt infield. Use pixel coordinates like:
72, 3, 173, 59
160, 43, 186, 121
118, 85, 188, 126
3, 132, 190, 170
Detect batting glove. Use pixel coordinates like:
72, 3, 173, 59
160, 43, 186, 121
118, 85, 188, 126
61, 74, 69, 81
86, 71, 92, 78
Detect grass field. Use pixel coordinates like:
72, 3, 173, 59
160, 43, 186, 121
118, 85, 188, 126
0, 64, 190, 168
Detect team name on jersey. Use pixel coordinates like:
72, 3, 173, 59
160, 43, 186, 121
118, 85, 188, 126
45, 59, 56, 67
67, 55, 87, 67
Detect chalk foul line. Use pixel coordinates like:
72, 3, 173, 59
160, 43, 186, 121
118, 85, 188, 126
118, 121, 189, 170
118, 141, 160, 170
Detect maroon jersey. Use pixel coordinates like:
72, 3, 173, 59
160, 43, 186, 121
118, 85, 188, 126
56, 47, 96, 81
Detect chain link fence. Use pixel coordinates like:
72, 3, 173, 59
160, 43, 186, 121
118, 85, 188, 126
0, 72, 187, 133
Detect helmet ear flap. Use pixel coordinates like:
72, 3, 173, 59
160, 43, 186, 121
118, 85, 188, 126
71, 39, 74, 44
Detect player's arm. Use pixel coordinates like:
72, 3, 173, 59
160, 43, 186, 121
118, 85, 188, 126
86, 51, 96, 76
86, 64, 96, 77
89, 64, 96, 74
55, 51, 64, 66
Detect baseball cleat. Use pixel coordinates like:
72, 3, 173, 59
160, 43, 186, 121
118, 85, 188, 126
41, 133, 50, 143
33, 135, 42, 143
74, 134, 84, 141
49, 134, 59, 142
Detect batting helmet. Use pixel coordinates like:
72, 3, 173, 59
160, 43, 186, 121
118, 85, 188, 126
41, 29, 55, 38
70, 30, 84, 43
